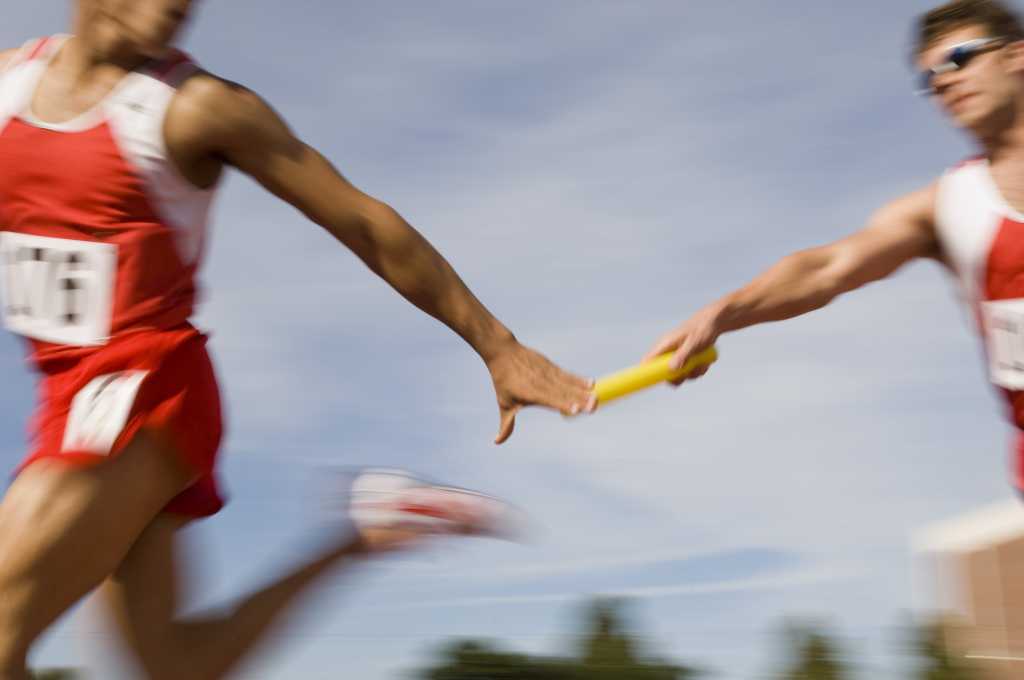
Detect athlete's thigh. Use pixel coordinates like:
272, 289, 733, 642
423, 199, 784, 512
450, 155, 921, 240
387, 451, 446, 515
99, 512, 190, 678
0, 429, 193, 649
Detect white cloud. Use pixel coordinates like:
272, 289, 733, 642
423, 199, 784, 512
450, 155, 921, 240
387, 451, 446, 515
382, 562, 861, 610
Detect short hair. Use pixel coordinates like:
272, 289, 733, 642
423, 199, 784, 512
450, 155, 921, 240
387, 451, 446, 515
915, 0, 1024, 55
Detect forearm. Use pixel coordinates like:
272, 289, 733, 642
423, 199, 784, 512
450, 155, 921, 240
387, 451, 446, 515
332, 201, 515, 361
711, 248, 845, 333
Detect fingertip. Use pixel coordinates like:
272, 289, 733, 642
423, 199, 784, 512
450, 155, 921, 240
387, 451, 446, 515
495, 414, 516, 444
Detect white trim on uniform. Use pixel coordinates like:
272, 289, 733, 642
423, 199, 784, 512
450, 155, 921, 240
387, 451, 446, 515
0, 35, 217, 268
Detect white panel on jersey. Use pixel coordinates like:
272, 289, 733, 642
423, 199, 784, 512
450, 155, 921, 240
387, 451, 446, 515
62, 371, 148, 455
935, 162, 1003, 306
105, 65, 214, 266
0, 232, 117, 346
981, 298, 1024, 390
0, 49, 49, 136
0, 39, 213, 267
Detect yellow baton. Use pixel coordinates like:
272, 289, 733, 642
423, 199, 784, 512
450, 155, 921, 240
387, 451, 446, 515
594, 346, 719, 405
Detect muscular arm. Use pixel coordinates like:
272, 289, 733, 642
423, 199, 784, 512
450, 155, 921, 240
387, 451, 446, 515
165, 75, 593, 439
167, 76, 514, 361
715, 185, 940, 331
647, 185, 941, 369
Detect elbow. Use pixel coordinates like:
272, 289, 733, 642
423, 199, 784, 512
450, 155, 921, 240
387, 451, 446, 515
788, 248, 850, 308
358, 198, 401, 230
323, 197, 399, 252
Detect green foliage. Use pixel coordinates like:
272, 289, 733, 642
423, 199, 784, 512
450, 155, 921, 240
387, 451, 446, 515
776, 622, 850, 680
910, 620, 983, 680
31, 670, 83, 680
417, 599, 700, 680
421, 640, 569, 680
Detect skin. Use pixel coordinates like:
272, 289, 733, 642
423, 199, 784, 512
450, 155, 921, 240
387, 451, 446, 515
0, 1, 592, 677
27, 0, 595, 440
645, 23, 1024, 385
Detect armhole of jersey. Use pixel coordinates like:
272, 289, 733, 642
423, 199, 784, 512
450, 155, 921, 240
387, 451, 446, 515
156, 58, 219, 196
1, 37, 45, 77
935, 157, 985, 231
935, 167, 953, 230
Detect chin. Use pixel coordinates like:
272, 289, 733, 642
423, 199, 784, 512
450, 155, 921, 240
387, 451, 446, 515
955, 107, 1000, 136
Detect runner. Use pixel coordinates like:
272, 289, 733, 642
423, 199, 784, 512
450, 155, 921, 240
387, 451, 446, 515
646, 0, 1024, 493
0, 1, 592, 677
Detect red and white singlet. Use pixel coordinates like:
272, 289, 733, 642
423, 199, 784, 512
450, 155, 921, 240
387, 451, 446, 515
0, 36, 225, 516
936, 157, 1024, 491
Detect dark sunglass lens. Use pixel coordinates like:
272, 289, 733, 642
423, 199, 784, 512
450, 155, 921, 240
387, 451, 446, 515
950, 46, 974, 68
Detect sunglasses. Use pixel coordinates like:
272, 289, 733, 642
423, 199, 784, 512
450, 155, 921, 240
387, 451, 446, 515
916, 37, 1005, 96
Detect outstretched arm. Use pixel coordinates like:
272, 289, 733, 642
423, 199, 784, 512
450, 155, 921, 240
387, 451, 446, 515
166, 76, 593, 442
645, 185, 940, 375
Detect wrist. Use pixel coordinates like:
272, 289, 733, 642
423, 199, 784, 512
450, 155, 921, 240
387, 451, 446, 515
708, 297, 738, 334
476, 325, 518, 365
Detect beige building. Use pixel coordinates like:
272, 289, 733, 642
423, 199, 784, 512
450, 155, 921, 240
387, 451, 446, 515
916, 500, 1024, 680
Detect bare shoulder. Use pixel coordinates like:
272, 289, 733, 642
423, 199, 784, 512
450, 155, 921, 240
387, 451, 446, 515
169, 70, 284, 143
162, 71, 252, 187
871, 183, 938, 231
173, 71, 249, 113
859, 182, 942, 261
0, 48, 19, 72
164, 70, 300, 185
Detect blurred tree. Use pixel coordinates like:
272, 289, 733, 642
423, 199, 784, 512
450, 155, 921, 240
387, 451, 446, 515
776, 623, 850, 680
910, 619, 982, 680
576, 600, 696, 679
31, 670, 83, 680
421, 640, 569, 680
416, 598, 700, 679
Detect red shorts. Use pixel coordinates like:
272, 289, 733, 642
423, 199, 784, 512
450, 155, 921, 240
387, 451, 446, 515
17, 325, 226, 517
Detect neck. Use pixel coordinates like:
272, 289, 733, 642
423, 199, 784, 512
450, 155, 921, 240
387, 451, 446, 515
66, 6, 151, 76
979, 95, 1024, 162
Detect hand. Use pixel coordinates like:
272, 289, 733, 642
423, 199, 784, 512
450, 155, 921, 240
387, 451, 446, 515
643, 305, 722, 387
486, 342, 595, 444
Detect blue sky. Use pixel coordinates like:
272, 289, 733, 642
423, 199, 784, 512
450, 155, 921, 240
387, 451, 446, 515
1, 1, 1018, 678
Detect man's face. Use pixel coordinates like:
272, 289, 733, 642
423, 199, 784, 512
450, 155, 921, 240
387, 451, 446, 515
917, 24, 1024, 133
86, 0, 195, 59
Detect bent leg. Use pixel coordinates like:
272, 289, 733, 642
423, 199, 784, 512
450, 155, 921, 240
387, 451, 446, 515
0, 430, 195, 678
101, 513, 371, 680
100, 469, 515, 680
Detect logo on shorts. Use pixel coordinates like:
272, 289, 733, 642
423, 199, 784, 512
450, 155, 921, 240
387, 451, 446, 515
62, 371, 149, 455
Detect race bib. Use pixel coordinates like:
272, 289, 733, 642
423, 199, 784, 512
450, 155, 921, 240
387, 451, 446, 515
62, 371, 148, 455
0, 232, 116, 346
982, 298, 1024, 390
